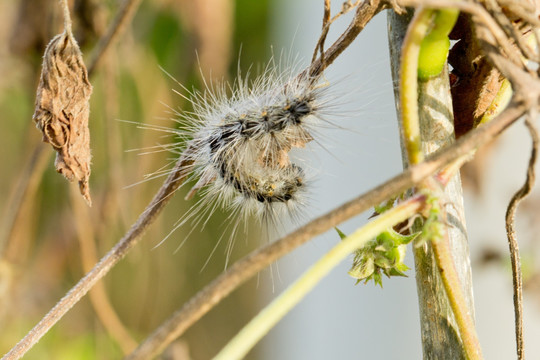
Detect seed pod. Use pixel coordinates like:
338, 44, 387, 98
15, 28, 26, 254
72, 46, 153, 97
33, 30, 93, 205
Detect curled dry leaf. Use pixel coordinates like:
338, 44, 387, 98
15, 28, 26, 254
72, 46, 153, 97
33, 30, 93, 205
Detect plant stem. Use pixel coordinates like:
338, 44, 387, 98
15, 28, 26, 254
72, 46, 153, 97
213, 197, 425, 360
400, 7, 432, 165
390, 6, 482, 359
505, 117, 539, 360
307, 0, 386, 78
431, 225, 482, 360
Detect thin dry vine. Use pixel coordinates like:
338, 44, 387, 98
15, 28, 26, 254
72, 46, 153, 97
505, 116, 539, 360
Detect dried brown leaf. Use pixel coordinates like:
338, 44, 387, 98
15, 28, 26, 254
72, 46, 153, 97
33, 30, 93, 205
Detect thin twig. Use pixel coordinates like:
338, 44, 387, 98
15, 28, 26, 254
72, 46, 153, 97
484, 0, 538, 65
1, 158, 191, 360
315, 0, 331, 66
323, 0, 331, 28
505, 115, 539, 360
86, 0, 143, 76
310, 0, 362, 65
308, 0, 387, 77
125, 103, 525, 360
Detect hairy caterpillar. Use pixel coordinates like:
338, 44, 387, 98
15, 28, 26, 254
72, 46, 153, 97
149, 61, 337, 247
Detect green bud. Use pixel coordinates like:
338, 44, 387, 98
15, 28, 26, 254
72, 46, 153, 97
347, 227, 417, 286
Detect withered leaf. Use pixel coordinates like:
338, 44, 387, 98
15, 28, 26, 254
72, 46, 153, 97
33, 30, 93, 205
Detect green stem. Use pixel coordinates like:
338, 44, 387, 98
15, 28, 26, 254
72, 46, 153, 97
431, 227, 483, 360
400, 8, 433, 165
213, 197, 425, 360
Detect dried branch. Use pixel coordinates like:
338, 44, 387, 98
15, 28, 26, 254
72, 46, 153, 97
505, 116, 539, 360
308, 0, 388, 77
311, 0, 362, 64
484, 0, 539, 63
125, 102, 526, 360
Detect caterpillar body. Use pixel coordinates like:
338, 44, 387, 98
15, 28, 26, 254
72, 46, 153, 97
163, 64, 335, 241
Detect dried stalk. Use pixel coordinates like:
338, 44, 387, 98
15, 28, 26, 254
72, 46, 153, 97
505, 116, 539, 360
59, 0, 72, 33
307, 0, 388, 77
